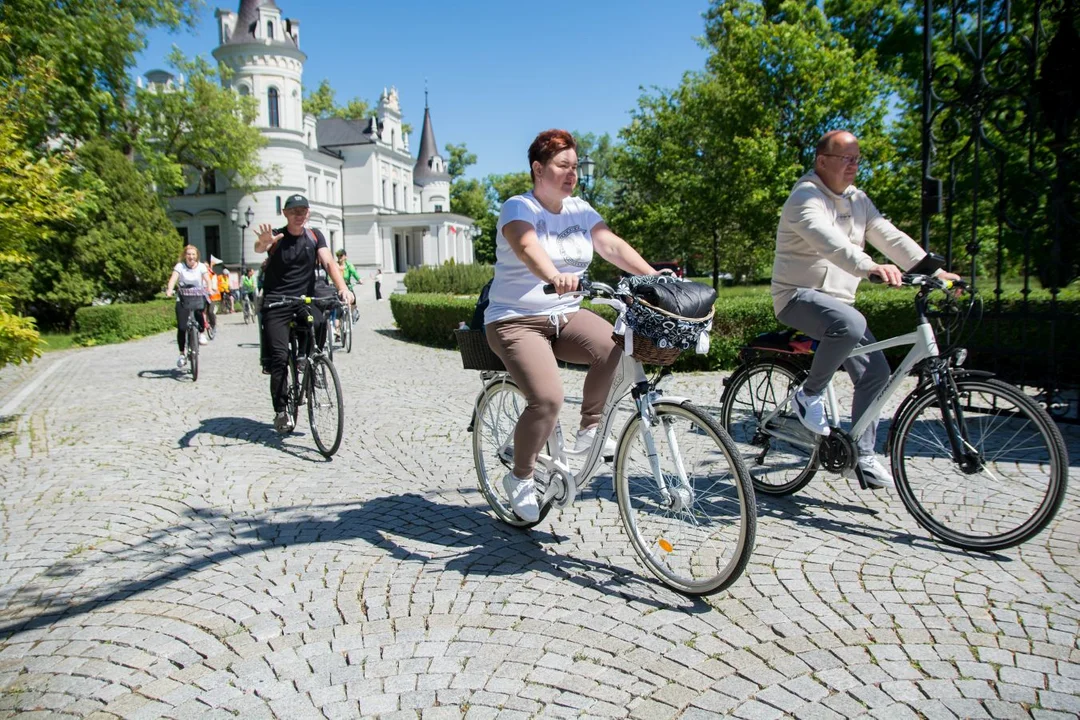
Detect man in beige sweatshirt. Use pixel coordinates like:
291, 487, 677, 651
772, 130, 960, 489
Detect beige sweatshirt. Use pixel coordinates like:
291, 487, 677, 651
771, 171, 927, 316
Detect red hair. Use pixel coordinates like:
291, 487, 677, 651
528, 129, 577, 181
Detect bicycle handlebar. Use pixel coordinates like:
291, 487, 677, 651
541, 278, 616, 297
868, 273, 969, 292
265, 295, 340, 310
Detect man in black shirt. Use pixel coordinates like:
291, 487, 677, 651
255, 194, 354, 433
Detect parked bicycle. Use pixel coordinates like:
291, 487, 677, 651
176, 285, 206, 381
466, 280, 756, 595
242, 292, 255, 325
265, 295, 345, 458
719, 272, 1068, 551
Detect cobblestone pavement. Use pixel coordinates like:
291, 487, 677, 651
1, 300, 1078, 720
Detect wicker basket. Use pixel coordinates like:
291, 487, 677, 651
455, 328, 505, 371
613, 333, 681, 367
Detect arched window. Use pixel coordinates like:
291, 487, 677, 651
267, 21, 274, 39
237, 84, 249, 96
267, 87, 279, 127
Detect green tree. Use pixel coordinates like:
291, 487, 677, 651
570, 131, 619, 212
27, 140, 182, 328
302, 78, 371, 120
445, 142, 478, 181
133, 50, 268, 195
0, 51, 82, 365
0, 0, 202, 149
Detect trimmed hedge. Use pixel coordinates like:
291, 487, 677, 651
390, 289, 1078, 384
403, 261, 494, 294
74, 299, 176, 346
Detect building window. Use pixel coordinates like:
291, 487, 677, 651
177, 227, 189, 243
268, 87, 280, 127
434, 204, 444, 213
205, 225, 221, 261
276, 196, 282, 214
267, 21, 274, 38
382, 180, 389, 207
329, 230, 336, 251
393, 182, 399, 210
202, 169, 216, 194
238, 85, 249, 96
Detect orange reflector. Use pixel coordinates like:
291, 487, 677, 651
658, 539, 674, 552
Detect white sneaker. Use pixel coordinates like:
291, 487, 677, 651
793, 388, 831, 436
502, 472, 540, 522
198, 333, 208, 346
575, 426, 617, 456
176, 354, 186, 368
844, 455, 895, 489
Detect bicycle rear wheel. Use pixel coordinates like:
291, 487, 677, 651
616, 400, 756, 595
472, 377, 552, 528
188, 325, 199, 382
891, 376, 1068, 551
307, 356, 344, 457
719, 359, 817, 495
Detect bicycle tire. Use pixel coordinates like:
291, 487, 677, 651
344, 307, 353, 353
188, 325, 199, 382
308, 356, 344, 458
719, 358, 818, 495
891, 375, 1068, 551
472, 377, 553, 528
615, 400, 756, 595
285, 352, 299, 429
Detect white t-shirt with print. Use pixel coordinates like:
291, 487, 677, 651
173, 262, 209, 290
485, 192, 603, 324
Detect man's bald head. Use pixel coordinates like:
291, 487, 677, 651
816, 130, 858, 157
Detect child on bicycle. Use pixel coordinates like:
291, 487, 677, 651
773, 130, 960, 489
484, 129, 658, 522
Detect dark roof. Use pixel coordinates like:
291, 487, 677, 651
226, 0, 297, 48
315, 117, 376, 148
413, 106, 450, 186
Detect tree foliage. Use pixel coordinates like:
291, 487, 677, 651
445, 142, 478, 181
302, 78, 371, 120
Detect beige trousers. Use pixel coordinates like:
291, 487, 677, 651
486, 310, 621, 479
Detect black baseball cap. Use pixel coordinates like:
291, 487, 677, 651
283, 194, 309, 210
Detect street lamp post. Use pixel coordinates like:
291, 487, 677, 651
468, 225, 482, 263
576, 154, 595, 204
234, 206, 253, 276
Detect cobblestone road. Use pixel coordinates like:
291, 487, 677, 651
1, 300, 1078, 719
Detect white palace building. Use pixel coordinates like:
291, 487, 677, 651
153, 0, 476, 273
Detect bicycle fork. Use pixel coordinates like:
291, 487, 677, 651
633, 383, 693, 513
928, 364, 982, 474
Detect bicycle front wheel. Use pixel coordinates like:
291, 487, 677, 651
344, 306, 353, 353
472, 377, 552, 528
308, 356, 344, 458
891, 376, 1068, 551
188, 326, 199, 382
720, 359, 817, 495
616, 400, 756, 595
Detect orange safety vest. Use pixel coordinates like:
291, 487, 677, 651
207, 272, 222, 302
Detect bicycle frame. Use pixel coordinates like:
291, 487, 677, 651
758, 321, 940, 453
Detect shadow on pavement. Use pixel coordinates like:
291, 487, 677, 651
137, 368, 189, 382
0, 492, 709, 638
179, 415, 329, 463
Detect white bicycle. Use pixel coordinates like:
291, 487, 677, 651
469, 280, 756, 595
719, 272, 1068, 551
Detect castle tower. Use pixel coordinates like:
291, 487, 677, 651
412, 93, 451, 214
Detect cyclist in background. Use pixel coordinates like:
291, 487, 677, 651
206, 264, 220, 335
164, 245, 211, 367
219, 268, 234, 314
336, 248, 362, 329
772, 129, 961, 489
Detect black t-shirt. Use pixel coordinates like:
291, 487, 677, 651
263, 226, 328, 297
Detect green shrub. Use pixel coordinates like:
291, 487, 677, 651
403, 260, 494, 294
73, 299, 176, 346
389, 288, 1078, 385
390, 293, 476, 348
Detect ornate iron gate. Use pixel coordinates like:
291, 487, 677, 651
921, 0, 1078, 420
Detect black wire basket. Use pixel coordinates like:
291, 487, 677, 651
454, 328, 505, 371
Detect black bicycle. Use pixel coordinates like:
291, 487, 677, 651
176, 285, 206, 381
265, 295, 345, 458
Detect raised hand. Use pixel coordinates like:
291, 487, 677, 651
257, 223, 283, 251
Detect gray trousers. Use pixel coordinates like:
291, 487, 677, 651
777, 288, 890, 457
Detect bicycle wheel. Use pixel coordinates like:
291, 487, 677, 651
891, 375, 1068, 551
719, 359, 817, 495
343, 306, 353, 353
616, 400, 756, 595
472, 377, 553, 528
307, 356, 344, 458
285, 353, 299, 429
243, 299, 252, 324
188, 325, 199, 382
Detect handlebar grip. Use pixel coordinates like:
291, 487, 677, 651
868, 274, 885, 284
543, 284, 556, 294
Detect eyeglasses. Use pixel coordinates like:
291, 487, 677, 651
822, 154, 861, 165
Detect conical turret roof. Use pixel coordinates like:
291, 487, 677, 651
226, 0, 297, 47
413, 105, 450, 186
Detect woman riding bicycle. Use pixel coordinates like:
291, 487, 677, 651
485, 129, 659, 522
164, 245, 211, 367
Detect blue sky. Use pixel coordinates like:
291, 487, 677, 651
136, 0, 711, 180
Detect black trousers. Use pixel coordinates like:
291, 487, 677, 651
175, 302, 206, 352
262, 304, 327, 412
375, 281, 382, 300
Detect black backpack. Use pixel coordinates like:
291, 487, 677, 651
470, 279, 494, 330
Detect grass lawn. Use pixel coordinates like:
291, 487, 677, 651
40, 333, 76, 352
